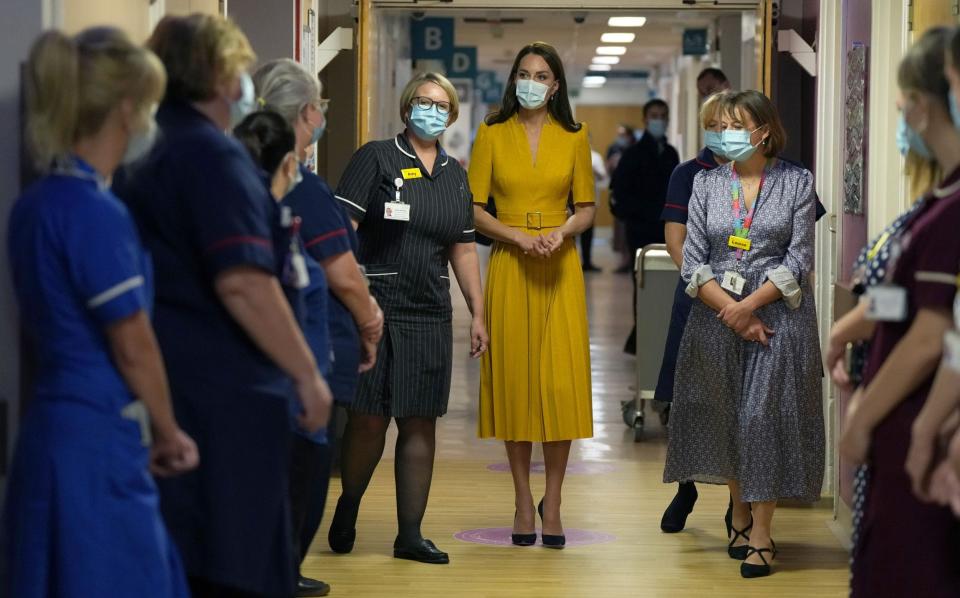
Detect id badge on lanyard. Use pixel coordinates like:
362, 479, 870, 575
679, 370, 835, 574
385, 177, 411, 222
864, 284, 908, 322
721, 165, 766, 296
281, 207, 309, 290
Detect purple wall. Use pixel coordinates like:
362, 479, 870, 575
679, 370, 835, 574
838, 0, 873, 510
841, 0, 872, 283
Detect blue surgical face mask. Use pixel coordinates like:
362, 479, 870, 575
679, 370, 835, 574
123, 119, 158, 165
230, 72, 256, 127
897, 113, 931, 159
721, 127, 763, 162
408, 105, 448, 140
646, 119, 667, 139
306, 113, 326, 145
704, 130, 725, 159
950, 93, 960, 130
516, 79, 550, 110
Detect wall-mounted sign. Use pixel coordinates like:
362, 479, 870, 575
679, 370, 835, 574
450, 47, 478, 81
411, 17, 455, 61
682, 28, 709, 56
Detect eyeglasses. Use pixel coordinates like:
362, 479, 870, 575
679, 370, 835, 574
308, 99, 330, 115
411, 96, 451, 115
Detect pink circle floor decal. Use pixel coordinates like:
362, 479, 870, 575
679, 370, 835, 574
486, 461, 617, 475
454, 527, 616, 547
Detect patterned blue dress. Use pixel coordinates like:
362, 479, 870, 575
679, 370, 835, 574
663, 160, 825, 502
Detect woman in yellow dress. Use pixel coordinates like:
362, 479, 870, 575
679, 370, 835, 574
468, 42, 595, 549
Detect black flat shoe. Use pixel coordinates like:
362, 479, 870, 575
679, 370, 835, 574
724, 497, 733, 538
512, 510, 537, 546
328, 499, 357, 554
727, 519, 753, 560
740, 541, 777, 578
296, 576, 331, 597
660, 482, 698, 533
393, 538, 450, 564
537, 499, 565, 549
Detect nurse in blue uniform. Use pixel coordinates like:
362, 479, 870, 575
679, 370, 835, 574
113, 15, 331, 598
233, 108, 347, 598
2, 28, 197, 598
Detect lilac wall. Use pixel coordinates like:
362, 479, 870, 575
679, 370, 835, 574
841, 0, 872, 283
838, 0, 873, 510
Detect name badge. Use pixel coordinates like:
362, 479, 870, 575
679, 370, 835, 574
721, 270, 746, 296
290, 253, 310, 289
401, 168, 422, 180
944, 330, 960, 373
384, 201, 411, 222
728, 235, 752, 251
865, 285, 908, 322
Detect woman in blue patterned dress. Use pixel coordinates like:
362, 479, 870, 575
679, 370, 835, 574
663, 91, 824, 579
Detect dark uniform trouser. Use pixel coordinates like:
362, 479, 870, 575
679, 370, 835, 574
291, 409, 338, 569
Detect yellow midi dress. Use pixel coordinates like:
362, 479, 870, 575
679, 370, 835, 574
468, 114, 594, 442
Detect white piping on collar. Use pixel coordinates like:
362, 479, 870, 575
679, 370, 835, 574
394, 136, 416, 159
441, 154, 449, 167
934, 176, 960, 198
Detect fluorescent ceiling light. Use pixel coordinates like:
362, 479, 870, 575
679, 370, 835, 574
588, 64, 612, 71
608, 16, 647, 27
592, 56, 620, 64
583, 81, 605, 88
596, 46, 627, 55
601, 32, 636, 43
583, 76, 607, 84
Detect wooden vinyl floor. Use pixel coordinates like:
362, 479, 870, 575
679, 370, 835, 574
302, 233, 850, 597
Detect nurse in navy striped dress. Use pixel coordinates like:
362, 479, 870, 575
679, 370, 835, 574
328, 72, 488, 564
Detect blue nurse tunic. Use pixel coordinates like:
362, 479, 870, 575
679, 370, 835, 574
113, 100, 296, 597
2, 157, 188, 598
286, 166, 360, 406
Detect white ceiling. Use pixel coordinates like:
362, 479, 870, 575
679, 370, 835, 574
400, 9, 746, 90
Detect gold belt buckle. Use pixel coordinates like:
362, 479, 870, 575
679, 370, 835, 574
526, 212, 543, 230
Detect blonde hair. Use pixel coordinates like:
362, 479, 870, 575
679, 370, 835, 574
253, 58, 322, 129
25, 27, 166, 169
148, 13, 255, 102
700, 91, 730, 129
905, 152, 941, 201
399, 72, 459, 125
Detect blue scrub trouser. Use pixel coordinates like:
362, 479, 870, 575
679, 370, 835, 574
296, 408, 337, 567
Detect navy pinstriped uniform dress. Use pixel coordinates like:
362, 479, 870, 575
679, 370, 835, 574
335, 134, 475, 418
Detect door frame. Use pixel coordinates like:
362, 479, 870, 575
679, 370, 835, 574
356, 1, 773, 145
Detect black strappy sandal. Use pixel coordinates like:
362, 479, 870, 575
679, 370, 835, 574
727, 519, 753, 560
740, 540, 777, 578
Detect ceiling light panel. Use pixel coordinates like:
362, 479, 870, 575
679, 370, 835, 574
601, 32, 636, 43
596, 46, 627, 55
592, 56, 620, 64
608, 16, 647, 27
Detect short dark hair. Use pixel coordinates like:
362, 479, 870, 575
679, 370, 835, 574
721, 90, 787, 158
643, 99, 668, 118
697, 67, 728, 83
233, 110, 295, 176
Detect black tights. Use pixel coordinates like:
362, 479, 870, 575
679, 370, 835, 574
334, 412, 437, 544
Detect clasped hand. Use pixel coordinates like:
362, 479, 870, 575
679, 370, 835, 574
717, 300, 774, 346
516, 230, 565, 258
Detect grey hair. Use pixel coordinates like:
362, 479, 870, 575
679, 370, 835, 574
252, 58, 321, 128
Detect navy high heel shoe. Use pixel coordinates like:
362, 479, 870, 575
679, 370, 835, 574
537, 499, 565, 549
